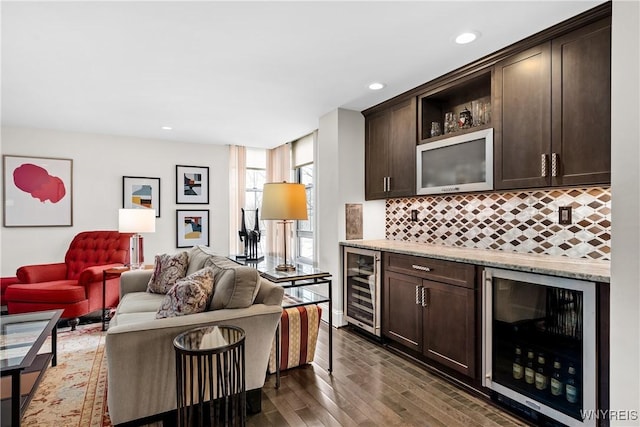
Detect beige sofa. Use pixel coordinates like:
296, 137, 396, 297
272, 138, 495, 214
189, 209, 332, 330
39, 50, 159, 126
105, 248, 284, 426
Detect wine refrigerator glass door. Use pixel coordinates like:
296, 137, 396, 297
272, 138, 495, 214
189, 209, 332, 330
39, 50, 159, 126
482, 268, 596, 427
343, 247, 381, 336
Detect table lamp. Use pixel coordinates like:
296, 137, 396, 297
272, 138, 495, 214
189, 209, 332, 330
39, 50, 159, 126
260, 182, 308, 271
118, 208, 156, 269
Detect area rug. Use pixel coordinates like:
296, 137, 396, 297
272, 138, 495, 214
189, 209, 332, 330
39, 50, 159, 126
21, 323, 112, 427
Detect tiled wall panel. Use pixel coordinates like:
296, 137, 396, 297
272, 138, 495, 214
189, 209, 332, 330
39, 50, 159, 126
386, 187, 611, 260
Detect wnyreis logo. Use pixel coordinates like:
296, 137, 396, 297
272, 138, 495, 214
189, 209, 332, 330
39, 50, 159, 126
581, 409, 639, 422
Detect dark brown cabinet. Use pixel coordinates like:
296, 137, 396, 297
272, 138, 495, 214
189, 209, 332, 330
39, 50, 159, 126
421, 280, 475, 377
494, 17, 611, 190
382, 253, 476, 378
550, 17, 611, 186
364, 98, 416, 200
383, 271, 422, 352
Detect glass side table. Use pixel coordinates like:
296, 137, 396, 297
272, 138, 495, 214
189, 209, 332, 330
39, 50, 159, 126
173, 325, 246, 427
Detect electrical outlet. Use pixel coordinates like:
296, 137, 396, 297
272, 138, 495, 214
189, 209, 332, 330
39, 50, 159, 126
559, 206, 572, 225
411, 209, 418, 222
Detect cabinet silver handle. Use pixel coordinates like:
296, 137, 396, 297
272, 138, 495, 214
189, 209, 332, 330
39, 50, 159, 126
387, 176, 391, 192
551, 153, 558, 177
411, 264, 432, 272
382, 177, 387, 192
541, 154, 548, 177
421, 287, 427, 307
415, 285, 421, 305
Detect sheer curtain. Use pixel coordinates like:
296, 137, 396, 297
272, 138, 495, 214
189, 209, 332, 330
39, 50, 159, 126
265, 143, 292, 257
228, 145, 246, 255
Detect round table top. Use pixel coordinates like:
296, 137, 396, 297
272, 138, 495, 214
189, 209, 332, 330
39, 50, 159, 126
173, 325, 245, 353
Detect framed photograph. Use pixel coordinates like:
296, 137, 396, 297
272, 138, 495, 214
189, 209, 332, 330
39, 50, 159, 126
176, 209, 209, 248
122, 176, 161, 217
176, 165, 209, 204
3, 155, 73, 227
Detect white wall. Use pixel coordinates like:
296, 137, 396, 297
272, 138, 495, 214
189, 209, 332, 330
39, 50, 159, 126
1, 127, 230, 276
316, 108, 384, 326
610, 1, 640, 424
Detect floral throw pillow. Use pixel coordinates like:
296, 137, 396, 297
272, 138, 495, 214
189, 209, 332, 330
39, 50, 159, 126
156, 268, 215, 318
147, 252, 189, 294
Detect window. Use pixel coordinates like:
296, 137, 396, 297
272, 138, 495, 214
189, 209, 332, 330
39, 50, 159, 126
292, 132, 315, 265
295, 163, 314, 264
244, 148, 267, 251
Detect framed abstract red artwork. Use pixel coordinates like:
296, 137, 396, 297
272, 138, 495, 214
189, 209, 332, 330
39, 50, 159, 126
3, 155, 73, 227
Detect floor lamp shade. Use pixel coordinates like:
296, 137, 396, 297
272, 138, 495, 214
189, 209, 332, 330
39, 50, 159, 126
261, 183, 308, 271
118, 209, 156, 269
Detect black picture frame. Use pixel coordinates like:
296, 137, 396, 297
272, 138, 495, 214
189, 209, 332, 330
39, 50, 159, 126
176, 209, 210, 248
122, 176, 161, 217
176, 165, 209, 204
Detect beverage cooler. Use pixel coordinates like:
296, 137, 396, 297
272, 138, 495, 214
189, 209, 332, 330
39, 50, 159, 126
482, 268, 596, 427
343, 247, 381, 336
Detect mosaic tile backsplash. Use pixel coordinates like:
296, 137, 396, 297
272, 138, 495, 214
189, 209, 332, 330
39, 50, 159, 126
386, 187, 611, 260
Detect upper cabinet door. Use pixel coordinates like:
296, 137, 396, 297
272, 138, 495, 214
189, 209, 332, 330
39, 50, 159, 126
365, 111, 391, 200
364, 97, 417, 200
494, 43, 552, 190
387, 98, 417, 198
551, 18, 611, 186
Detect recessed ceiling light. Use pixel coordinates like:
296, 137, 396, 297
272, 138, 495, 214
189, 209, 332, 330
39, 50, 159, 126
161, 126, 172, 130
368, 82, 385, 90
455, 31, 479, 44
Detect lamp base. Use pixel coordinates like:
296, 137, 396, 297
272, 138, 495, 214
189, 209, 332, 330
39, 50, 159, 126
275, 263, 296, 272
129, 234, 144, 270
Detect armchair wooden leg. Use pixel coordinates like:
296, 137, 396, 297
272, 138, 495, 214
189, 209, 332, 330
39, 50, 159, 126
68, 318, 79, 331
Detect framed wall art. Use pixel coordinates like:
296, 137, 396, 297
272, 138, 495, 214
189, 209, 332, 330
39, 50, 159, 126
176, 165, 209, 204
3, 155, 73, 227
123, 176, 161, 217
176, 209, 210, 248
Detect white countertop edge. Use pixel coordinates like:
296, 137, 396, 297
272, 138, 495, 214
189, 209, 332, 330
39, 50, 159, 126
340, 239, 610, 283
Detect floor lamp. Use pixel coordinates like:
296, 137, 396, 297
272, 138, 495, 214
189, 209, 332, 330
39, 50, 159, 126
261, 182, 308, 271
118, 209, 156, 269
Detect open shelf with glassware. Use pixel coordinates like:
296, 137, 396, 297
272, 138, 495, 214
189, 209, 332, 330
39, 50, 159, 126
417, 69, 492, 144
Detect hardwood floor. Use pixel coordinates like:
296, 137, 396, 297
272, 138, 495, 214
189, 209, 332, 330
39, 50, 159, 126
248, 323, 528, 427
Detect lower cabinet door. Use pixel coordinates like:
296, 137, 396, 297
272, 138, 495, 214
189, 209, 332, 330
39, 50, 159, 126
383, 271, 423, 353
422, 280, 476, 378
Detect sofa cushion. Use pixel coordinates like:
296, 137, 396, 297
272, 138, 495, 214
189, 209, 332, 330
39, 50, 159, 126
147, 252, 189, 294
116, 291, 165, 314
156, 268, 215, 318
186, 245, 218, 276
206, 257, 261, 310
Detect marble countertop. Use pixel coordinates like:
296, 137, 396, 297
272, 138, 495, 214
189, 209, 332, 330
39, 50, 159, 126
340, 239, 610, 283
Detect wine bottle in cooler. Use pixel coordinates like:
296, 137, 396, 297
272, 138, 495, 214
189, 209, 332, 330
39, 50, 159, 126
524, 349, 535, 385
512, 346, 524, 380
566, 363, 579, 404
534, 352, 548, 391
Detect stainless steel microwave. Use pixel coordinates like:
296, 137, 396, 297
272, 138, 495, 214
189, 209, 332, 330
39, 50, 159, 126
416, 128, 493, 195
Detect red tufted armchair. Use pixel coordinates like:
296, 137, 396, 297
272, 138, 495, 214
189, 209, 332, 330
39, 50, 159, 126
5, 231, 133, 330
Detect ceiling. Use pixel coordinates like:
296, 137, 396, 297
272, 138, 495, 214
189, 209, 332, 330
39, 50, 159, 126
1, 1, 605, 149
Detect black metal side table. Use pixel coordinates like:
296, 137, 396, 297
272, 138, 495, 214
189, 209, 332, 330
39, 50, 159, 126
173, 325, 246, 427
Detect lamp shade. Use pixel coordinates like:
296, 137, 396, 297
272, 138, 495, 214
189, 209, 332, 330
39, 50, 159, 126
261, 183, 308, 220
118, 209, 156, 233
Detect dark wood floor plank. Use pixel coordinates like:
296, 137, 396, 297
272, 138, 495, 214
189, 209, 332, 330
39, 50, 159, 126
252, 323, 527, 427
288, 369, 371, 427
